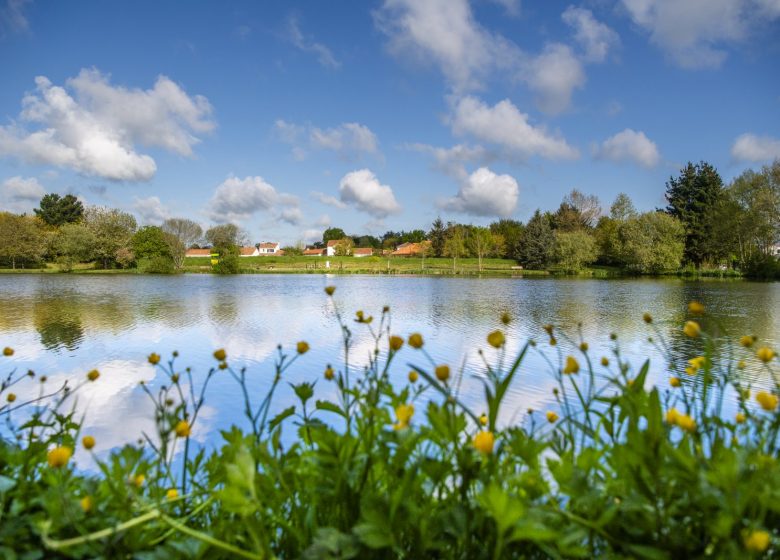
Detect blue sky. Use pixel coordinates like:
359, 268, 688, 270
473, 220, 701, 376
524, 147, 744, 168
1, 0, 779, 245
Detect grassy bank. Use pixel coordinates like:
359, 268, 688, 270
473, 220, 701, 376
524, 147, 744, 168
0, 295, 778, 558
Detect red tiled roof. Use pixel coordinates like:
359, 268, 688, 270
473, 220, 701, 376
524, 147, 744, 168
304, 248, 324, 256
239, 246, 257, 256
391, 242, 429, 256
353, 248, 373, 256
326, 240, 340, 247
257, 242, 279, 249
185, 248, 211, 257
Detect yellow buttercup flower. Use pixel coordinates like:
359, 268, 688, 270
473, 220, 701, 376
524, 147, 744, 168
756, 347, 776, 363
740, 335, 756, 348
218, 362, 228, 370
324, 366, 334, 380
685, 356, 705, 375
166, 488, 179, 500
487, 330, 505, 348
324, 286, 335, 296
737, 360, 746, 370
133, 474, 145, 488
389, 335, 404, 351
6, 393, 16, 403
47, 446, 72, 468
736, 412, 746, 424
546, 411, 559, 423
676, 413, 696, 433
563, 356, 579, 375
670, 377, 681, 388
600, 356, 609, 367
174, 420, 191, 438
408, 370, 418, 383
2, 347, 13, 356
643, 312, 652, 324
87, 369, 100, 382
756, 391, 779, 412
80, 496, 94, 513
579, 342, 589, 352
213, 348, 226, 361
688, 301, 704, 314
148, 353, 161, 365
82, 435, 95, 450
296, 341, 309, 355
408, 333, 424, 349
394, 403, 414, 426
743, 530, 770, 553
473, 431, 495, 454
665, 408, 680, 425
543, 324, 554, 335
435, 364, 450, 382
683, 321, 701, 338
479, 414, 488, 426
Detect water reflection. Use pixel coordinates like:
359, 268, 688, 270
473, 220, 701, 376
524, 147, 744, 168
0, 274, 778, 457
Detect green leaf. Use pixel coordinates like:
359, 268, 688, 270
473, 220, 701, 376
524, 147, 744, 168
316, 400, 347, 418
269, 406, 296, 432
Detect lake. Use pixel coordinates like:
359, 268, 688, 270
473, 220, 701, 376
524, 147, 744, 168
1, 274, 777, 460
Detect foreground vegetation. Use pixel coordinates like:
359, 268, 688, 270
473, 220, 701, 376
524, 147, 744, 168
1, 291, 778, 558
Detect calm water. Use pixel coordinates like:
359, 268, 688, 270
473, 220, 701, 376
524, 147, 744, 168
1, 274, 778, 461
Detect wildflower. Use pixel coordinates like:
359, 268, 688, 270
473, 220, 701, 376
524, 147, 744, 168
171, 374, 180, 383
296, 341, 309, 355
394, 403, 414, 430
324, 365, 334, 380
218, 362, 228, 370
643, 313, 652, 324
563, 356, 579, 375
676, 413, 696, 433
408, 370, 418, 383
47, 446, 72, 468
133, 474, 145, 488
172, 350, 179, 358
166, 488, 179, 500
435, 364, 450, 382
40, 376, 47, 383
174, 420, 191, 438
670, 377, 681, 388
479, 414, 488, 426
148, 353, 161, 365
543, 324, 554, 335
743, 530, 770, 553
737, 360, 746, 370
579, 342, 589, 352
740, 335, 756, 348
736, 412, 746, 424
756, 391, 779, 412
627, 379, 635, 387
686, 356, 706, 375
2, 347, 13, 356
600, 357, 609, 367
683, 321, 701, 338
389, 336, 404, 351
473, 431, 495, 454
665, 408, 680, 425
6, 393, 16, 403
756, 347, 776, 363
354, 310, 373, 324
213, 348, 226, 361
546, 411, 559, 423
82, 435, 95, 450
80, 496, 94, 513
382, 305, 390, 313
324, 286, 335, 296
487, 330, 505, 348
87, 369, 100, 382
549, 337, 557, 346
408, 333, 424, 349
688, 301, 705, 314
501, 312, 511, 325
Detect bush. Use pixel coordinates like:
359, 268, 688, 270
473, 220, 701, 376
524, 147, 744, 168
212, 245, 240, 274
0, 298, 778, 558
137, 256, 176, 274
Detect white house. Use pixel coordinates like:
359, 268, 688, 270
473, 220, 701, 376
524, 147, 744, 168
256, 242, 281, 255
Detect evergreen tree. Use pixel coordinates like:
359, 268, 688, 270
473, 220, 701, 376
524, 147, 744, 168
519, 210, 555, 269
429, 218, 446, 257
34, 193, 84, 226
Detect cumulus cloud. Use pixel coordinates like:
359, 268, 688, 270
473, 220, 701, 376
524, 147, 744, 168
311, 191, 348, 209
278, 206, 303, 225
594, 129, 661, 168
0, 69, 214, 181
208, 176, 283, 223
375, 0, 521, 91
525, 43, 586, 115
562, 6, 620, 62
731, 133, 780, 162
339, 169, 401, 218
449, 96, 579, 161
275, 119, 379, 160
2, 175, 45, 201
133, 196, 170, 225
620, 0, 780, 68
300, 228, 324, 244
406, 142, 490, 179
442, 167, 519, 217
287, 15, 340, 68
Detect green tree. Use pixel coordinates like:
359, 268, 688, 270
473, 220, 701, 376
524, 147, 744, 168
552, 230, 598, 272
553, 189, 601, 232
131, 226, 175, 273
468, 226, 505, 272
34, 193, 84, 226
610, 193, 637, 221
334, 238, 354, 256
322, 228, 346, 243
52, 223, 98, 271
519, 210, 555, 269
0, 213, 47, 269
84, 206, 137, 269
618, 212, 686, 273
489, 219, 524, 260
664, 161, 724, 266
429, 218, 446, 257
162, 218, 203, 270
205, 224, 246, 249
443, 224, 467, 272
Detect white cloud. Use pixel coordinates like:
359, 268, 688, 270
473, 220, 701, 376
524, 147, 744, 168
311, 191, 348, 209
287, 15, 340, 68
449, 96, 579, 160
562, 6, 620, 62
208, 176, 282, 223
406, 142, 490, 179
2, 175, 45, 201
300, 228, 324, 244
133, 196, 170, 225
0, 69, 214, 181
489, 0, 521, 16
731, 133, 780, 162
339, 169, 401, 218
525, 43, 586, 115
279, 206, 303, 225
620, 0, 780, 68
0, 0, 30, 34
275, 120, 379, 160
375, 0, 521, 91
315, 214, 331, 227
442, 167, 519, 217
594, 129, 661, 168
